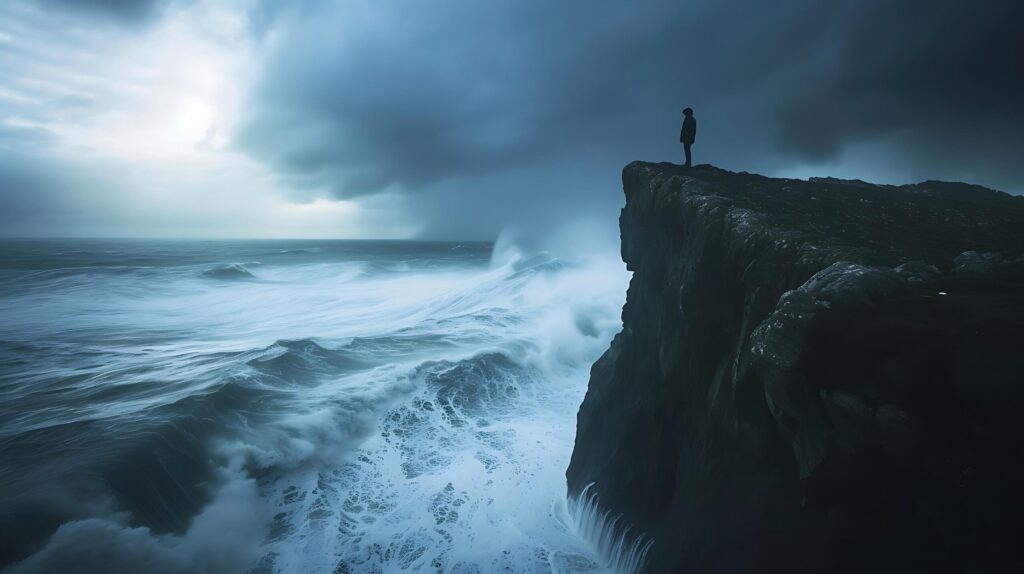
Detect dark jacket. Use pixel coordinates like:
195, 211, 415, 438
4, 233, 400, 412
680, 116, 696, 144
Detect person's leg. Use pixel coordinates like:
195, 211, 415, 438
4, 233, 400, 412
684, 142, 692, 167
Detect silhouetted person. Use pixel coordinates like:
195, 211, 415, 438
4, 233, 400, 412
680, 107, 696, 167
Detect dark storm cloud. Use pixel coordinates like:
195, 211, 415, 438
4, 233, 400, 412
237, 0, 1024, 210
236, 0, 709, 198
235, 0, 564, 198
37, 0, 171, 23
776, 1, 1024, 173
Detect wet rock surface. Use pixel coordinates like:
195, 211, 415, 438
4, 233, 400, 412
567, 162, 1024, 573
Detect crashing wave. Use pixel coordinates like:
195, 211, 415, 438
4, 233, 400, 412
201, 263, 256, 280
568, 483, 653, 574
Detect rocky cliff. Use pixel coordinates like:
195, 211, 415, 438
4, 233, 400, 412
567, 162, 1024, 573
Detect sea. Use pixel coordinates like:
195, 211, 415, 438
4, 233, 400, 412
0, 237, 636, 574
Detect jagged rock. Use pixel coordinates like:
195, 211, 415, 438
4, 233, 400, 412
567, 162, 1024, 573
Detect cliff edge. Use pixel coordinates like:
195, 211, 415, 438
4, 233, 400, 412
567, 162, 1024, 573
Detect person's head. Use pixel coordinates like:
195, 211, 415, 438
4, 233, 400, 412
683, 107, 693, 117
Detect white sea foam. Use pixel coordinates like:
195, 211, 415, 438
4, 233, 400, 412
1, 229, 638, 573
567, 484, 654, 574
249, 237, 633, 573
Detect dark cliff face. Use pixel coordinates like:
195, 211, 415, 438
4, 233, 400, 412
567, 162, 1024, 573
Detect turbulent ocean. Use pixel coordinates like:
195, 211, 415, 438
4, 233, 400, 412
0, 238, 633, 574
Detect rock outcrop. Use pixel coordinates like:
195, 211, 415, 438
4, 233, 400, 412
567, 162, 1024, 573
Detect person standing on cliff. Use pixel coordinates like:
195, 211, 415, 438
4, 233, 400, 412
680, 107, 696, 167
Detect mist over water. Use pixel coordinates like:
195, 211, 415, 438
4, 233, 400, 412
0, 235, 630, 573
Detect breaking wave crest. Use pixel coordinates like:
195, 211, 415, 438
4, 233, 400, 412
567, 484, 653, 574
202, 263, 257, 280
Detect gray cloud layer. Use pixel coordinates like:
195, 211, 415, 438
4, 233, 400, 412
237, 0, 1024, 188
39, 0, 171, 23
228, 0, 1023, 236
4, 0, 1023, 238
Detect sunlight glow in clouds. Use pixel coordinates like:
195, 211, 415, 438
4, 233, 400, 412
54, 3, 249, 159
0, 0, 407, 239
0, 3, 238, 157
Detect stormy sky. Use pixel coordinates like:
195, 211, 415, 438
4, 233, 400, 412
1, 0, 1021, 239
